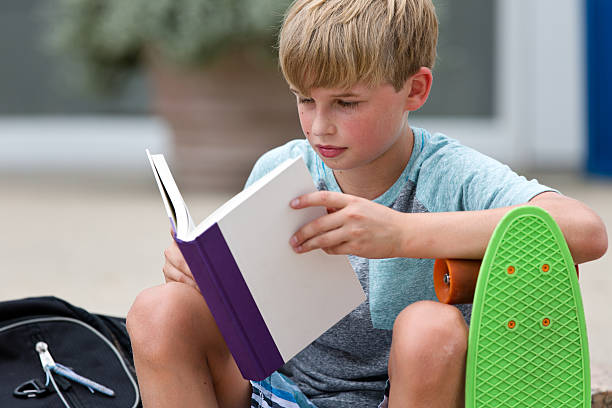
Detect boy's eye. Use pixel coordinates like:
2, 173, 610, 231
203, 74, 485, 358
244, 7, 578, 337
298, 98, 314, 104
337, 100, 359, 109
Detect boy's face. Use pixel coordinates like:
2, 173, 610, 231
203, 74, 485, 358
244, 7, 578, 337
291, 82, 412, 172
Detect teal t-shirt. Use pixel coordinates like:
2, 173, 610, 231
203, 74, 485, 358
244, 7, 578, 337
245, 127, 556, 407
246, 127, 555, 329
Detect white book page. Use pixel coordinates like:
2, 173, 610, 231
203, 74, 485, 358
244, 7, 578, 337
146, 150, 195, 236
218, 157, 366, 361
185, 157, 301, 241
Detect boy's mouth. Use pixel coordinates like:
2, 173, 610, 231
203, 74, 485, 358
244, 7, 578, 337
316, 145, 347, 158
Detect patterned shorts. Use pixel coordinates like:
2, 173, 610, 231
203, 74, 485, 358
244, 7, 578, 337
250, 372, 317, 408
250, 372, 390, 408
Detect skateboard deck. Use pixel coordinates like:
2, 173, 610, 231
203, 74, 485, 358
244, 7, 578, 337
465, 206, 590, 407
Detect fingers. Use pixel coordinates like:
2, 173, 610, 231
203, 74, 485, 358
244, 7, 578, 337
163, 241, 198, 290
162, 260, 200, 292
322, 242, 353, 255
164, 241, 190, 273
295, 227, 349, 253
290, 190, 352, 211
290, 210, 345, 252
289, 191, 358, 253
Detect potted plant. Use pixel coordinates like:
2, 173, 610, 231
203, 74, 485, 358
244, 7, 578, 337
45, 0, 298, 192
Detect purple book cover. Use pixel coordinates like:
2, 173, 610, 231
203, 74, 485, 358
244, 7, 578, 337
176, 224, 284, 381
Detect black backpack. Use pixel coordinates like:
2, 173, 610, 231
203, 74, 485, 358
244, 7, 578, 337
0, 296, 141, 407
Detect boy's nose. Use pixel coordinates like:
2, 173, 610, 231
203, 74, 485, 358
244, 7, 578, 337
311, 113, 336, 136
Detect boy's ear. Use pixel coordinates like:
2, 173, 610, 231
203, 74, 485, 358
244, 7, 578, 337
403, 67, 433, 112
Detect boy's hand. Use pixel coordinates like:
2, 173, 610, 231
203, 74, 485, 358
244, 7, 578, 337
162, 230, 200, 292
289, 191, 405, 258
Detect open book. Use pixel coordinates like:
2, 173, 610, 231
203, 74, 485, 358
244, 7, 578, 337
146, 150, 366, 380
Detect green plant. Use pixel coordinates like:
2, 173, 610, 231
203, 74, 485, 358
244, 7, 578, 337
44, 0, 292, 93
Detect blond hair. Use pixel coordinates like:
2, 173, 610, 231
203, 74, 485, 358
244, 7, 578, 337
278, 0, 438, 94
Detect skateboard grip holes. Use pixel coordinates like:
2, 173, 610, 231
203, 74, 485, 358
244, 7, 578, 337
507, 266, 516, 275
540, 318, 552, 329
507, 320, 517, 330
541, 264, 550, 273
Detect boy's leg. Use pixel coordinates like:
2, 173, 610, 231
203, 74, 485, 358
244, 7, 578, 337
126, 282, 251, 408
387, 300, 468, 408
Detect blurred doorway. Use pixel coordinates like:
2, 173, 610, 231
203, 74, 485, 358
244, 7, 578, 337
586, 0, 612, 177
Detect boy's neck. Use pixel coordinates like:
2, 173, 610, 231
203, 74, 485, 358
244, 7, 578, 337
332, 127, 414, 200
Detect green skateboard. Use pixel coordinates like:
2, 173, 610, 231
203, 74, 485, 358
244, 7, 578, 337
466, 206, 591, 408
435, 206, 590, 407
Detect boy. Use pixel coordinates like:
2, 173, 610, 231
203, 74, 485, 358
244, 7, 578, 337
127, 0, 608, 407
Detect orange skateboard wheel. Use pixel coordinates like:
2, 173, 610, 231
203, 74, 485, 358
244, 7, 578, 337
433, 259, 482, 304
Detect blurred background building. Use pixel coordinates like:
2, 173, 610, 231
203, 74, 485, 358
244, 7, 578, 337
0, 0, 610, 363
3, 0, 609, 182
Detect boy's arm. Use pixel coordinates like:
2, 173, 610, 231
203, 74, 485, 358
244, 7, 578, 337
528, 191, 608, 263
395, 191, 606, 264
289, 191, 607, 264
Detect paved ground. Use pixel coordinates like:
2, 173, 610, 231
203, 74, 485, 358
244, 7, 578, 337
1, 170, 610, 367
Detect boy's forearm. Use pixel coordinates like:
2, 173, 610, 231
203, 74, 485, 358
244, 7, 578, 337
397, 207, 515, 260
528, 192, 607, 263
397, 193, 607, 264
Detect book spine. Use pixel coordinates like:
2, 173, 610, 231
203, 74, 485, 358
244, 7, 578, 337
176, 224, 284, 381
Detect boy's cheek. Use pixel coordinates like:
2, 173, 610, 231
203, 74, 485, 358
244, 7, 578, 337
299, 120, 312, 138
297, 117, 309, 136
297, 109, 310, 125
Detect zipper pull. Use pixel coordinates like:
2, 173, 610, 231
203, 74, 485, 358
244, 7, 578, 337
36, 342, 56, 371
36, 342, 72, 408
35, 341, 115, 397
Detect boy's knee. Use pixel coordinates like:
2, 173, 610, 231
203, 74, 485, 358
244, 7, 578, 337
127, 282, 212, 359
389, 301, 467, 405
391, 300, 468, 364
127, 284, 176, 350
